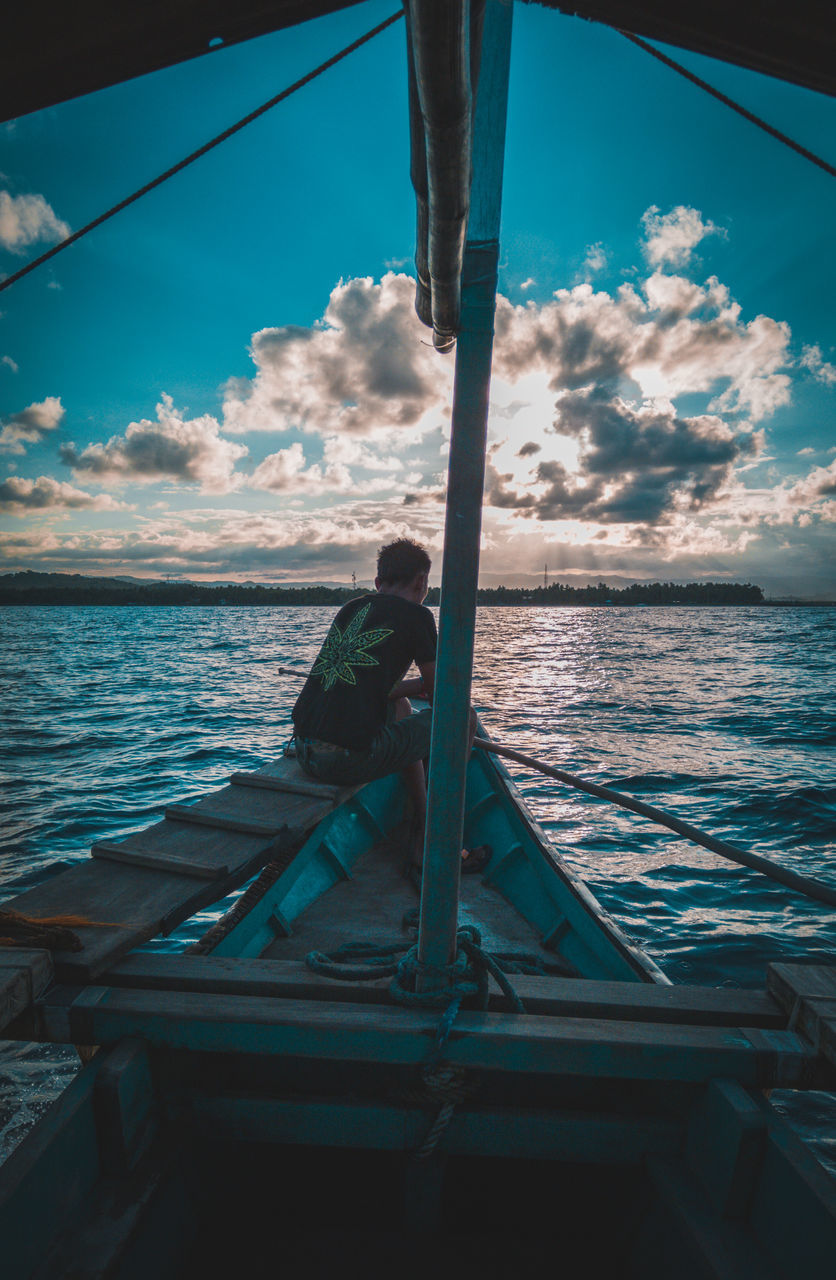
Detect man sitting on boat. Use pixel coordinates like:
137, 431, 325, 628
292, 537, 483, 872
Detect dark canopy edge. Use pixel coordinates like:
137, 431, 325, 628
1, 0, 364, 124
2, 0, 835, 125
534, 1, 836, 99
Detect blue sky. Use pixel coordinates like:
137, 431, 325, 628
1, 0, 835, 596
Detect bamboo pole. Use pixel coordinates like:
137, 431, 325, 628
417, 0, 514, 981
476, 738, 836, 909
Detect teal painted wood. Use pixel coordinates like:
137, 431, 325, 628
209, 774, 403, 957
747, 1103, 836, 1272
37, 986, 816, 1087
182, 1095, 682, 1163
195, 730, 666, 984
464, 744, 668, 982
419, 0, 514, 980
687, 1079, 769, 1219
93, 1037, 157, 1175
640, 1155, 779, 1278
0, 1046, 107, 1278
194, 734, 665, 983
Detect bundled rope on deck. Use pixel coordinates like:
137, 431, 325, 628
307, 909, 538, 1158
0, 909, 95, 951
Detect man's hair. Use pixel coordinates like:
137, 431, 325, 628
376, 538, 431, 585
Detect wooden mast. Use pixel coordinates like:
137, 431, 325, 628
417, 0, 513, 978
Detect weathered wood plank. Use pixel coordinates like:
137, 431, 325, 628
767, 963, 836, 1067
230, 771, 341, 801
91, 841, 228, 879
184, 1095, 682, 1163
82, 818, 267, 868
767, 963, 836, 1009
102, 953, 787, 1028
0, 948, 53, 1031
797, 999, 836, 1068
0, 755, 356, 982
164, 804, 285, 837
35, 986, 817, 1086
3, 854, 271, 982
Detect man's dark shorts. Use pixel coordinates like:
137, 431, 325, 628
296, 707, 432, 787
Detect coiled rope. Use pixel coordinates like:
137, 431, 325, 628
0, 11, 404, 297
306, 910, 538, 1158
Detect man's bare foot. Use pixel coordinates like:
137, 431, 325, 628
408, 844, 493, 879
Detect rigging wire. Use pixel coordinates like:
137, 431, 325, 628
619, 29, 836, 180
0, 10, 404, 297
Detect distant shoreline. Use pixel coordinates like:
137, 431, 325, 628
1, 599, 832, 607
0, 573, 832, 608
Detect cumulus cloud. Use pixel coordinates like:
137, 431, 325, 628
0, 500, 445, 578
61, 394, 247, 493
528, 393, 759, 524
0, 190, 70, 254
581, 243, 607, 277
7, 204, 832, 594
800, 344, 836, 386
493, 271, 791, 420
0, 474, 128, 513
248, 442, 361, 495
641, 205, 724, 268
787, 459, 836, 504
0, 396, 64, 453
222, 272, 449, 438
1, 355, 18, 373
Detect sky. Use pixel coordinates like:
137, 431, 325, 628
1, 0, 835, 597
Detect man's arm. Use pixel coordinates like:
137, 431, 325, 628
390, 661, 435, 704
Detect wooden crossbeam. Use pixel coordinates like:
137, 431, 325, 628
102, 953, 787, 1029
35, 985, 817, 1087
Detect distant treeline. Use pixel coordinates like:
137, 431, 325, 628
0, 571, 767, 607
475, 581, 765, 606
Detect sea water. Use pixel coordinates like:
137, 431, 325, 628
1, 604, 834, 1165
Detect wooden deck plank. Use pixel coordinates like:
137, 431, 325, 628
163, 804, 286, 837
35, 986, 817, 1087
767, 963, 836, 1009
102, 953, 787, 1027
766, 963, 836, 1068
91, 841, 229, 878
0, 948, 53, 1031
0, 756, 356, 983
230, 771, 341, 801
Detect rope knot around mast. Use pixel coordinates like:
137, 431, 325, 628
305, 911, 531, 1158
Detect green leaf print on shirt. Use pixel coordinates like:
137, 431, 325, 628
311, 603, 394, 690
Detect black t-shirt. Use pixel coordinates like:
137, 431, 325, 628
292, 593, 437, 750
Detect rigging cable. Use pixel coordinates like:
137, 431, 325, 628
619, 29, 836, 180
0, 10, 404, 297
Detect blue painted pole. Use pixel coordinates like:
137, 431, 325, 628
417, 0, 513, 982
